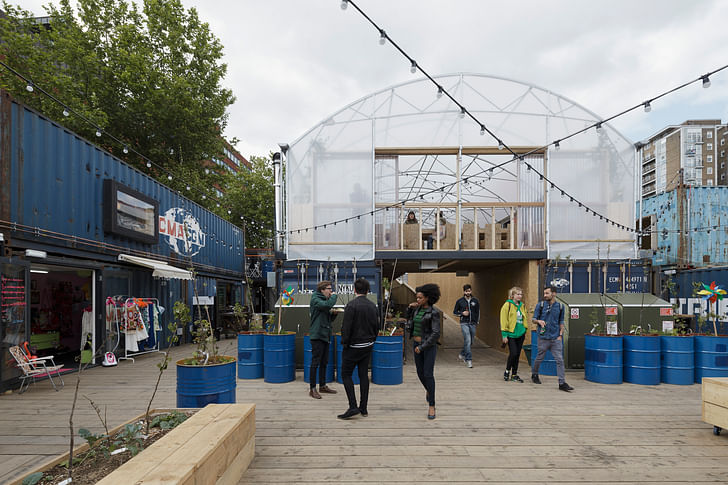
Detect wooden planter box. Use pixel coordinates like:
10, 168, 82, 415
702, 377, 728, 435
10, 404, 255, 485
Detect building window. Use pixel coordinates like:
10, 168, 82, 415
722, 150, 726, 157
707, 167, 713, 174
707, 131, 713, 139
707, 143, 713, 150
707, 156, 713, 163
707, 179, 714, 186
215, 188, 223, 198
722, 174, 726, 181
721, 139, 725, 146
722, 162, 726, 169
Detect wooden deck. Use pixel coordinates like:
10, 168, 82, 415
2, 319, 727, 484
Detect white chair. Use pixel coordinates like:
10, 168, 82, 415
9, 345, 65, 393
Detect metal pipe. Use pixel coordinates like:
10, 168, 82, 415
274, 144, 288, 253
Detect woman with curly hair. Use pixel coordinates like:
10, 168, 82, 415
406, 283, 441, 419
500, 286, 528, 382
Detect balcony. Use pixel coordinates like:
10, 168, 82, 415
374, 202, 545, 252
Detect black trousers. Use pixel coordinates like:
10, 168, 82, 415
310, 338, 330, 389
506, 334, 525, 375
414, 342, 437, 406
341, 346, 372, 411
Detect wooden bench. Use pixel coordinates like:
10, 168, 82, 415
98, 403, 256, 484
702, 377, 728, 436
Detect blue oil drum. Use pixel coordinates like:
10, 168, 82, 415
336, 334, 360, 385
372, 334, 403, 385
694, 335, 728, 383
530, 331, 557, 376
584, 334, 623, 384
263, 332, 296, 383
623, 335, 660, 385
303, 335, 335, 384
237, 332, 264, 379
176, 360, 237, 408
660, 335, 694, 385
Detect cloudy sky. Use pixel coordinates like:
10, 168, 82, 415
19, 0, 728, 160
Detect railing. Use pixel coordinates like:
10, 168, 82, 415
374, 202, 545, 251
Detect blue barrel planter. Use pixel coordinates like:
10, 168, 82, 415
303, 335, 335, 384
584, 334, 623, 384
237, 332, 264, 379
372, 334, 403, 385
176, 359, 237, 408
336, 334, 360, 385
264, 332, 296, 383
660, 335, 694, 385
530, 331, 557, 376
623, 335, 660, 385
694, 335, 728, 383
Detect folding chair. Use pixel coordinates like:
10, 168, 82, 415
9, 345, 65, 393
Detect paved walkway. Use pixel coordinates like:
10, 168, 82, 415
1, 318, 726, 484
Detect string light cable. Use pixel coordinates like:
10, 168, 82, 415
303, 0, 728, 237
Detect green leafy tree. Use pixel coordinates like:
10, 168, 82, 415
0, 0, 234, 199
221, 155, 275, 248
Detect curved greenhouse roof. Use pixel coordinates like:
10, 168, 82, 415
284, 73, 636, 261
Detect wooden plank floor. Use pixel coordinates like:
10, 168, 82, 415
1, 319, 727, 484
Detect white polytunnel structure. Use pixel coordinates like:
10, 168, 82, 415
283, 73, 637, 262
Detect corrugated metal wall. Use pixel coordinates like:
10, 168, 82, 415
641, 187, 728, 267
0, 92, 243, 276
544, 261, 649, 294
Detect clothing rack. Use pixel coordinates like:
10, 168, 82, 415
106, 295, 163, 362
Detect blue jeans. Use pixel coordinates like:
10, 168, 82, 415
533, 337, 566, 384
414, 342, 437, 406
459, 323, 476, 361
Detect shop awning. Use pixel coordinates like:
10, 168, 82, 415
118, 254, 193, 280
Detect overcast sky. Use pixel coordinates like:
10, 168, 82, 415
18, 0, 728, 160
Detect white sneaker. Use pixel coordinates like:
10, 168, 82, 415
457, 353, 465, 362
467, 360, 473, 368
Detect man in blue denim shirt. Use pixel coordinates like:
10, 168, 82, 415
531, 286, 574, 392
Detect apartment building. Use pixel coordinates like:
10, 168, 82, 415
637, 119, 726, 198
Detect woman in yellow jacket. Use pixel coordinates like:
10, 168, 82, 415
500, 286, 528, 382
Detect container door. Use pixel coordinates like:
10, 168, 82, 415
0, 258, 30, 391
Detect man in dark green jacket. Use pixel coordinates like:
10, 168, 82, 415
309, 280, 338, 399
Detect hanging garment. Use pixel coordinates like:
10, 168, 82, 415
81, 309, 94, 350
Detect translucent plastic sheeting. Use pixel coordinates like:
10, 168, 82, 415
284, 73, 636, 261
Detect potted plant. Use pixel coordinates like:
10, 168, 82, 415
176, 300, 237, 407
264, 302, 296, 383
371, 321, 404, 385
693, 281, 728, 382
236, 303, 266, 379
584, 305, 623, 384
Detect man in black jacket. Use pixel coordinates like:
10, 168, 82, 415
338, 278, 379, 420
453, 284, 479, 368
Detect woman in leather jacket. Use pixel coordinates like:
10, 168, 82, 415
406, 283, 441, 419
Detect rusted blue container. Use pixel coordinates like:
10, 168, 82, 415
264, 333, 296, 383
694, 335, 728, 383
237, 333, 264, 379
372, 334, 403, 385
176, 360, 236, 408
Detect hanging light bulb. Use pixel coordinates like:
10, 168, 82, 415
410, 60, 417, 74
554, 140, 561, 151
95, 129, 102, 137
123, 146, 129, 154
227, 209, 232, 215
146, 161, 151, 168
167, 175, 172, 181
62, 108, 70, 117
340, 0, 349, 9
216, 203, 220, 208
498, 141, 504, 150
702, 75, 711, 88
202, 194, 206, 199
25, 82, 34, 92
379, 29, 386, 45
459, 108, 465, 119
480, 125, 486, 136
643, 101, 652, 113
595, 122, 602, 132
186, 185, 191, 191
436, 86, 443, 99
